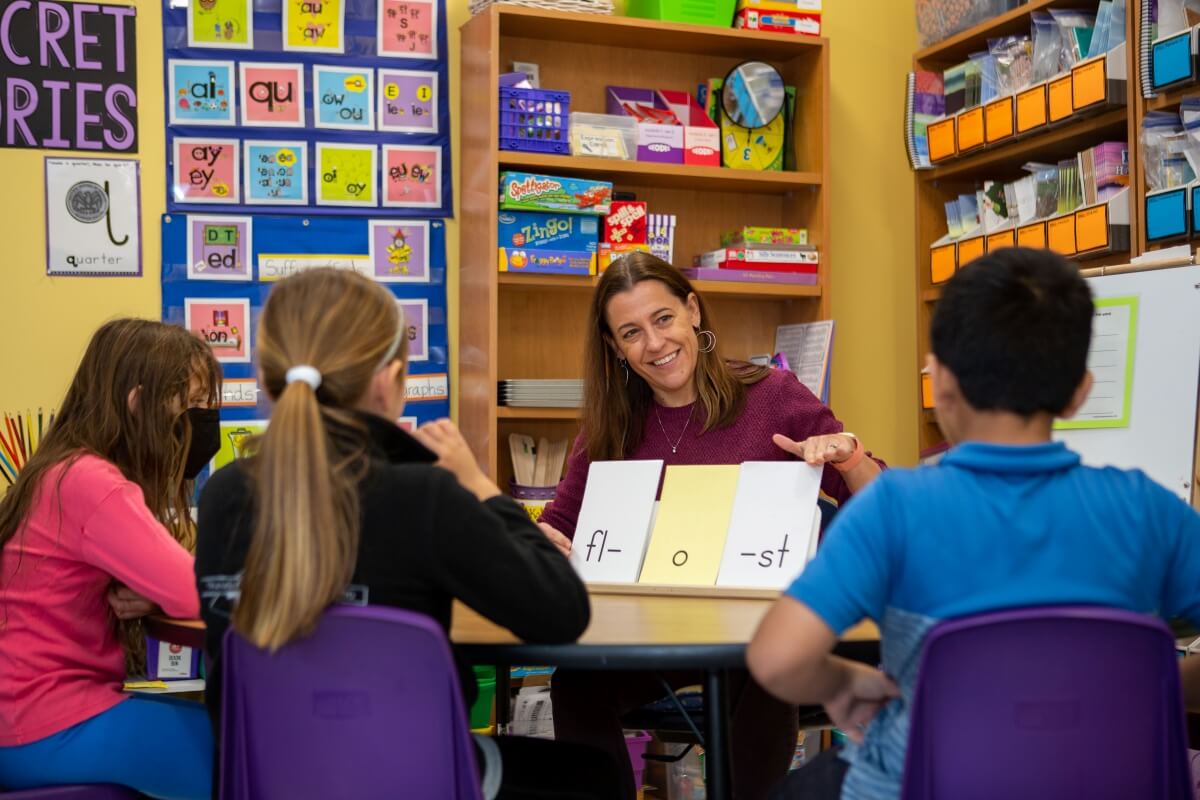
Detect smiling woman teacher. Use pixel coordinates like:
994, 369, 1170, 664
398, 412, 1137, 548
537, 253, 885, 800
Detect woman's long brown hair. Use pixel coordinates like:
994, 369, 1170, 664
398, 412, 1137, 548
582, 252, 769, 461
234, 268, 406, 652
0, 319, 221, 671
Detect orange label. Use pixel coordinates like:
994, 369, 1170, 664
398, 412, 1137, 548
1047, 216, 1077, 255
987, 229, 1016, 251
1048, 75, 1073, 122
984, 97, 1014, 143
1016, 84, 1048, 133
1075, 205, 1109, 252
930, 244, 956, 283
957, 235, 985, 266
1071, 58, 1107, 110
928, 118, 956, 162
956, 107, 985, 152
1017, 222, 1046, 249
921, 372, 934, 409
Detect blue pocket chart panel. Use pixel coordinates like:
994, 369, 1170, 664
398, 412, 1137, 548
161, 0, 451, 217
1152, 31, 1194, 90
162, 212, 450, 429
1145, 188, 1189, 242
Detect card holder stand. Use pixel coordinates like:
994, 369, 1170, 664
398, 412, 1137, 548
1146, 185, 1190, 243
985, 226, 1016, 252
928, 117, 957, 163
984, 96, 1015, 145
1068, 44, 1128, 116
956, 106, 986, 153
1151, 27, 1199, 91
929, 237, 956, 283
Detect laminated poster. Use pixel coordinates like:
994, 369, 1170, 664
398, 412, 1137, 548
282, 0, 345, 54
382, 145, 441, 208
368, 219, 430, 282
168, 60, 236, 126
243, 140, 308, 205
188, 0, 254, 49
173, 137, 240, 204
45, 157, 141, 276
186, 215, 253, 281
314, 66, 375, 131
378, 70, 438, 133
316, 143, 377, 206
378, 0, 437, 59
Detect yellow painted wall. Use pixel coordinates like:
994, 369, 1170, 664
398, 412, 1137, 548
0, 0, 917, 468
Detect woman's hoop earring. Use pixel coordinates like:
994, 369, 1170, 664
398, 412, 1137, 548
697, 329, 716, 353
618, 357, 630, 385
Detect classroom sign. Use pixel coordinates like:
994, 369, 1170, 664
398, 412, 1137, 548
0, 0, 138, 152
45, 158, 141, 276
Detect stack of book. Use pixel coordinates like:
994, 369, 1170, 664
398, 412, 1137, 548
498, 379, 584, 408
685, 227, 817, 285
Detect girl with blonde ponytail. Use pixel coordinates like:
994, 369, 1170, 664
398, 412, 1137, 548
195, 268, 619, 799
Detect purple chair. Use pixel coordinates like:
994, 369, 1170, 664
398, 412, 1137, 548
220, 605, 483, 800
0, 789, 136, 799
901, 605, 1192, 799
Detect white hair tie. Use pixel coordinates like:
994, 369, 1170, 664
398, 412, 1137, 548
286, 365, 322, 390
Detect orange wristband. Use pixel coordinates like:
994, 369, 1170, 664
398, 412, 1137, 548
832, 435, 865, 473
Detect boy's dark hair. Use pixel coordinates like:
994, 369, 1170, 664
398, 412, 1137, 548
931, 247, 1094, 417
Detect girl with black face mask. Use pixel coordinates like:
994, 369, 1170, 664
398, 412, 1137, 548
0, 319, 221, 800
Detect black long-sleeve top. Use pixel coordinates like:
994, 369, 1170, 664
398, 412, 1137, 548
194, 412, 590, 725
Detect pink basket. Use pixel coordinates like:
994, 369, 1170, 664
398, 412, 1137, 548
625, 730, 652, 791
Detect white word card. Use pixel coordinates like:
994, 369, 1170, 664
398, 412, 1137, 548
716, 461, 823, 589
568, 460, 663, 583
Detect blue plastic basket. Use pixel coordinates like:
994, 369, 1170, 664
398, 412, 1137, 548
499, 87, 570, 155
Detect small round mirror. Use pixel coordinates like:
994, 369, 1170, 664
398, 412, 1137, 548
721, 61, 786, 129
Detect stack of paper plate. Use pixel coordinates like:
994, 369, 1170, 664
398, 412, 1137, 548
498, 379, 584, 408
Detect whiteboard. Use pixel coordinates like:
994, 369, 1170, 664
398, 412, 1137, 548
1053, 265, 1200, 501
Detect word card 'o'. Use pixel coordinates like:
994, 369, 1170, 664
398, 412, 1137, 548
639, 465, 739, 586
568, 460, 664, 584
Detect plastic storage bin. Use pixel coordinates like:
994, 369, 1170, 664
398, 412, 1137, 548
500, 87, 570, 155
470, 665, 497, 730
570, 112, 637, 160
625, 731, 652, 792
915, 0, 1019, 48
625, 0, 736, 28
510, 481, 557, 523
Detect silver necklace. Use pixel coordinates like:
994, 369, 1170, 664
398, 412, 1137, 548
654, 403, 695, 454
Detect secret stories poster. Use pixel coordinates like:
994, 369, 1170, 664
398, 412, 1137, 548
0, 0, 138, 152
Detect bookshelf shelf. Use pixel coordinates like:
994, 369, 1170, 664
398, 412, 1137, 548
921, 109, 1129, 182
462, 6, 832, 488
916, 0, 1099, 65
498, 151, 822, 194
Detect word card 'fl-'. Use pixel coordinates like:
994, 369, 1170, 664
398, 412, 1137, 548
568, 460, 663, 583
717, 461, 822, 590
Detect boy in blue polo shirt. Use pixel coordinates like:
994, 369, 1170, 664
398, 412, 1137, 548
749, 247, 1200, 800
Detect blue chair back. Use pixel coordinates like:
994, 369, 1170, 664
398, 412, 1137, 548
901, 605, 1191, 799
220, 605, 483, 800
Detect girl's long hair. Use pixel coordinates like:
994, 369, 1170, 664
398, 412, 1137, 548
233, 268, 406, 651
582, 252, 769, 461
0, 319, 220, 671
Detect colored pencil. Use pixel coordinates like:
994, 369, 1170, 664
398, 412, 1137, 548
0, 451, 14, 485
0, 422, 16, 466
5, 416, 22, 468
37, 408, 43, 446
25, 410, 33, 456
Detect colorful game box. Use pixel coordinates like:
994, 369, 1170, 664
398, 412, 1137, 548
498, 247, 597, 276
720, 227, 809, 247
499, 172, 612, 215
498, 211, 600, 252
604, 201, 648, 246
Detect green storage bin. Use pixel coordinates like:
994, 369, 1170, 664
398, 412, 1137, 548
470, 665, 497, 730
624, 0, 736, 28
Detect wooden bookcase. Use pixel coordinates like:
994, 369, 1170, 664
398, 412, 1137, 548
459, 7, 831, 488
910, 0, 1140, 454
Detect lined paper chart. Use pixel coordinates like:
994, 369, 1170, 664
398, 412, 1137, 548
1059, 296, 1138, 429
